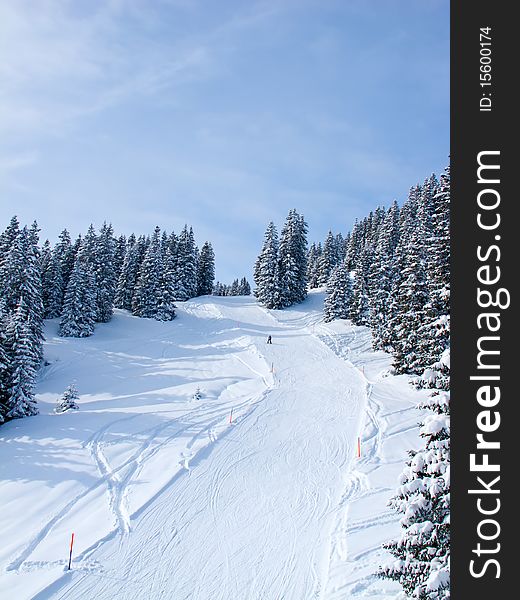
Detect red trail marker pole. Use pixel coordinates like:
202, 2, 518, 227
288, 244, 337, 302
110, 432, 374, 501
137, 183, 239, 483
356, 437, 361, 458
229, 408, 233, 424
67, 532, 75, 570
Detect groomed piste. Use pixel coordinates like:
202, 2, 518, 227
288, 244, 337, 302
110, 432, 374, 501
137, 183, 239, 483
0, 291, 430, 599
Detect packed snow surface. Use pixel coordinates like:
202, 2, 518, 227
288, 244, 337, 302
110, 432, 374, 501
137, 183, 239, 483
0, 292, 430, 599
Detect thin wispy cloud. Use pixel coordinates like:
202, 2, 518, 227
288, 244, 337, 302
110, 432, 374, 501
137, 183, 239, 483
0, 0, 449, 281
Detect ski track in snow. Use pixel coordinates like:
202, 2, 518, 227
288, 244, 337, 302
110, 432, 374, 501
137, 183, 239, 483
0, 292, 429, 600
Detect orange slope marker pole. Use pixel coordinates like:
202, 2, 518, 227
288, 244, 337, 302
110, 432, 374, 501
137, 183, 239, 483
67, 532, 75, 570
229, 408, 234, 424
356, 437, 361, 458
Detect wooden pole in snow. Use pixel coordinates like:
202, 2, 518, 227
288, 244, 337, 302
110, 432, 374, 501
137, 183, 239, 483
67, 532, 75, 570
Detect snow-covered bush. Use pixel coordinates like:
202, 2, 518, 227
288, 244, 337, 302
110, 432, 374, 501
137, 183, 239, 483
378, 391, 450, 598
55, 383, 80, 413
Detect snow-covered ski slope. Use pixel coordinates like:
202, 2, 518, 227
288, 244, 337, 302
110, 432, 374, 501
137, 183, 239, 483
0, 291, 431, 599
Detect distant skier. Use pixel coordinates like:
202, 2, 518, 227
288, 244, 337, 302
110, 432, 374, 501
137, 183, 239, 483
267, 335, 272, 344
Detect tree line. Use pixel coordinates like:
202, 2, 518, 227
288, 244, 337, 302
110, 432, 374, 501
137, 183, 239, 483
317, 167, 450, 391
213, 277, 251, 297
0, 218, 216, 424
319, 166, 450, 599
253, 166, 450, 598
253, 208, 309, 309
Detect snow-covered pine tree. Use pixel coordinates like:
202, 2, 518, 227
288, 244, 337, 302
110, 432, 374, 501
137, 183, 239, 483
386, 186, 427, 373
0, 218, 45, 421
349, 248, 372, 326
113, 234, 127, 285
132, 226, 163, 318
197, 241, 215, 296
0, 302, 9, 423
389, 186, 430, 375
92, 222, 117, 323
155, 245, 177, 322
176, 226, 198, 300
0, 223, 45, 369
23, 223, 45, 366
317, 231, 339, 286
344, 219, 359, 271
40, 239, 52, 277
0, 216, 20, 279
42, 246, 64, 318
230, 279, 239, 296
254, 222, 282, 309
335, 232, 346, 263
417, 168, 450, 390
369, 200, 400, 351
323, 261, 353, 322
55, 383, 80, 413
163, 231, 187, 302
379, 391, 450, 598
5, 298, 39, 419
54, 229, 75, 307
278, 209, 308, 307
0, 223, 26, 314
114, 234, 140, 310
306, 242, 322, 289
238, 277, 251, 295
59, 244, 97, 338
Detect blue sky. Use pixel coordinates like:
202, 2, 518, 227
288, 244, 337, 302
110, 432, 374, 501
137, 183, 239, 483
0, 0, 449, 282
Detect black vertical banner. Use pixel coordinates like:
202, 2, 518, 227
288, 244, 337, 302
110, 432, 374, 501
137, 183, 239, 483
451, 2, 514, 598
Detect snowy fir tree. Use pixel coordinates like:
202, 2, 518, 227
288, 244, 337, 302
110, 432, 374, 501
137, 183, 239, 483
212, 282, 223, 296
94, 222, 117, 323
55, 383, 80, 413
379, 391, 450, 599
230, 279, 240, 296
0, 219, 44, 422
323, 261, 353, 322
368, 201, 400, 351
349, 248, 372, 326
196, 241, 215, 296
155, 245, 177, 322
4, 298, 40, 419
416, 168, 450, 390
390, 190, 432, 376
55, 229, 75, 304
317, 231, 340, 287
42, 245, 65, 319
176, 226, 198, 300
238, 277, 251, 295
0, 302, 11, 423
278, 209, 308, 307
306, 242, 322, 289
254, 222, 282, 309
114, 234, 127, 282
254, 210, 308, 310
115, 234, 141, 311
59, 245, 97, 338
132, 226, 163, 318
